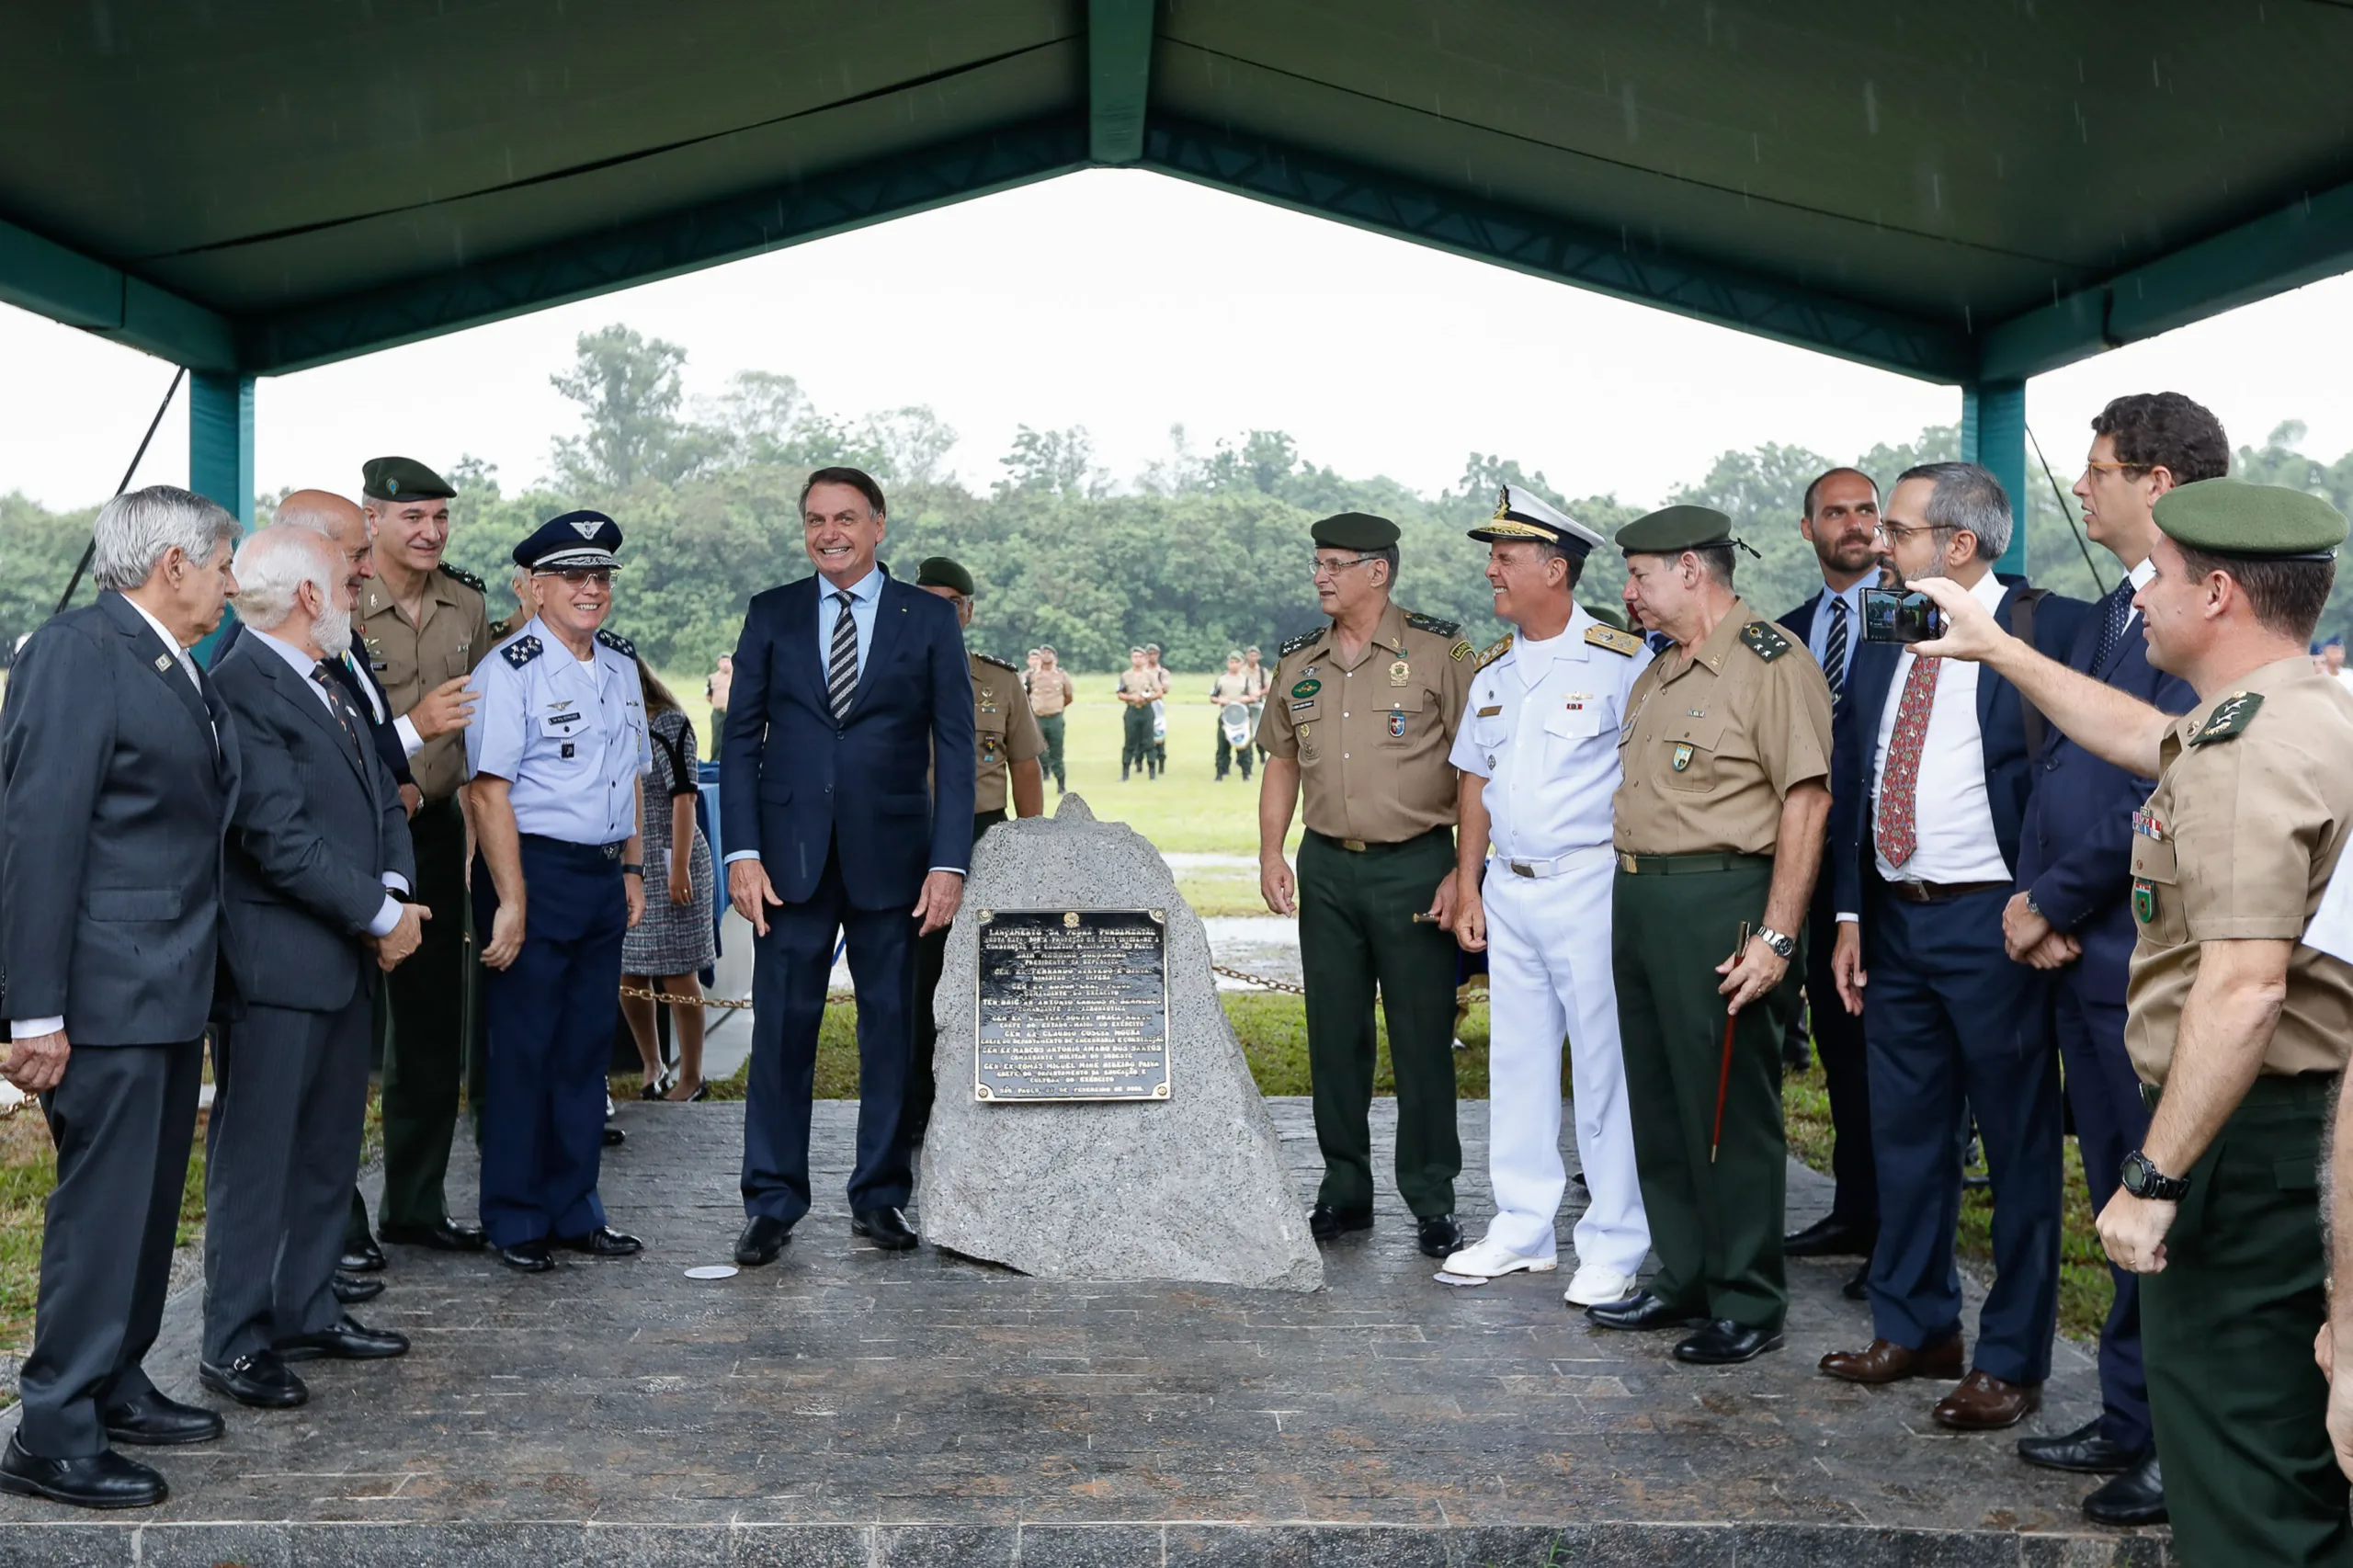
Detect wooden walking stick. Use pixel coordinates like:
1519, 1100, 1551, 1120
1710, 923, 1752, 1164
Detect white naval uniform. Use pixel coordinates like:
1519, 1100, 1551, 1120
1449, 606, 1652, 1273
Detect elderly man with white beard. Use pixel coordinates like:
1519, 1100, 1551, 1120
199, 526, 423, 1413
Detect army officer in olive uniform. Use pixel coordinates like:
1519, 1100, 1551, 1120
1588, 505, 1833, 1367
354, 457, 493, 1256
1915, 480, 2353, 1568
905, 557, 1046, 1145
1257, 512, 1475, 1259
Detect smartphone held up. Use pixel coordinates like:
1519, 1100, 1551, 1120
1861, 586, 1946, 645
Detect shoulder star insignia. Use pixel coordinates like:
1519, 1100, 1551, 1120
1738, 621, 1792, 663
438, 562, 487, 594
501, 635, 544, 669
1404, 610, 1462, 640
1475, 634, 1514, 671
594, 627, 637, 660
972, 650, 1019, 672
2188, 689, 2264, 745
1279, 628, 1323, 660
1584, 624, 1643, 657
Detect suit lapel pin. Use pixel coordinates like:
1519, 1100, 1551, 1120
153, 653, 172, 673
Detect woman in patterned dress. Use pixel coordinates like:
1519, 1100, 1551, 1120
620, 663, 719, 1100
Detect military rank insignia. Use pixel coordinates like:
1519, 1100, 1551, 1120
1673, 743, 1695, 771
502, 636, 544, 669
2188, 690, 2263, 745
1390, 659, 1410, 687
1388, 710, 1406, 738
1738, 621, 1792, 663
1584, 624, 1643, 658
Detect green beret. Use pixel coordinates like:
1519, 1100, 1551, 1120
1312, 512, 1401, 551
915, 556, 975, 596
1618, 504, 1737, 556
360, 456, 455, 502
2154, 478, 2347, 562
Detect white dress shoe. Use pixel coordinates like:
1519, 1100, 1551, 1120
1563, 1265, 1637, 1307
1441, 1236, 1557, 1278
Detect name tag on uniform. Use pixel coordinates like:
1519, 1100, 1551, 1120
540, 710, 586, 737
1476, 705, 1502, 717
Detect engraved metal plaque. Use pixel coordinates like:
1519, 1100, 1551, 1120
974, 909, 1170, 1102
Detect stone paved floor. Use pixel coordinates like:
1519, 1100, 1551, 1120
0, 1096, 2164, 1563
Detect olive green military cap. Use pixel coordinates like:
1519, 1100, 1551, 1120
1617, 504, 1738, 556
1311, 511, 1401, 551
360, 456, 456, 502
2154, 477, 2347, 562
915, 555, 976, 596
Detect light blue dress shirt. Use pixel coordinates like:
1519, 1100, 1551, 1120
814, 565, 884, 679
465, 616, 653, 846
1806, 578, 1870, 689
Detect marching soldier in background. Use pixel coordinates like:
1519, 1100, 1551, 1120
1117, 647, 1158, 780
1211, 651, 1256, 781
353, 457, 491, 1260
1257, 512, 1473, 1259
1028, 645, 1074, 793
905, 557, 1046, 1144
1144, 643, 1172, 776
1588, 505, 1833, 1366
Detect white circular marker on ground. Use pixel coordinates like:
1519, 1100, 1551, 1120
684, 1265, 739, 1280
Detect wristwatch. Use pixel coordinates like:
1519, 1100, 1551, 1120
1755, 926, 1797, 960
620, 862, 645, 878
2119, 1149, 2190, 1202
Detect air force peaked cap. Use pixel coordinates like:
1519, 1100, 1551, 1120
361, 456, 455, 502
1618, 504, 1741, 556
2154, 478, 2347, 562
516, 510, 624, 571
915, 556, 976, 596
1311, 512, 1401, 551
1468, 484, 1608, 559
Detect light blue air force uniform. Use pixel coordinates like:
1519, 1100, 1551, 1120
461, 617, 651, 1248
1447, 605, 1654, 1274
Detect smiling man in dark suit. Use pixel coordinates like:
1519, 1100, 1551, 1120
202, 526, 423, 1413
2005, 394, 2220, 1526
1819, 462, 2087, 1432
0, 486, 243, 1510
721, 467, 975, 1264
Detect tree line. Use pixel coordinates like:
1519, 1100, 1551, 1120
6, 323, 2349, 674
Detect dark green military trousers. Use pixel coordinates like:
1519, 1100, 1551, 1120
1613, 855, 1802, 1331
2143, 1073, 2349, 1568
379, 796, 490, 1229
1037, 713, 1066, 790
1297, 827, 1460, 1218
1121, 705, 1154, 778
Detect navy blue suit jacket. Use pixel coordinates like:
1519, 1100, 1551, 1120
210, 617, 415, 794
720, 570, 976, 909
1781, 590, 1866, 904
1829, 582, 2089, 919
2013, 592, 2195, 1001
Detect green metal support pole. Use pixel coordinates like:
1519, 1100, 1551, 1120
1961, 380, 2029, 578
188, 369, 255, 664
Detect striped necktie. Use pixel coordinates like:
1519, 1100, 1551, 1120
827, 589, 859, 720
311, 662, 362, 749
1823, 594, 1849, 705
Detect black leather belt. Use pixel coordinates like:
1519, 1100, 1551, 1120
1881, 879, 2010, 904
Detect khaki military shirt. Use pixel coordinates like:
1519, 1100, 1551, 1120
1256, 599, 1475, 844
971, 653, 1047, 815
1028, 668, 1074, 717
1117, 668, 1158, 702
2125, 656, 2353, 1085
355, 564, 493, 802
1612, 597, 1832, 857
1211, 671, 1253, 702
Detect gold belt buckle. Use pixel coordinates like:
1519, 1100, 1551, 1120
1510, 860, 1536, 878
1340, 837, 1368, 853
1619, 852, 1638, 874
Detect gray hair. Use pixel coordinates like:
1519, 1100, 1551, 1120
91, 484, 241, 592
1898, 461, 2013, 562
230, 526, 337, 633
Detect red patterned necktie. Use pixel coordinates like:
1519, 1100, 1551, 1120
1875, 653, 1941, 867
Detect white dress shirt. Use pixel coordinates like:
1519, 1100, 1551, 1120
1449, 607, 1649, 859
1863, 570, 2013, 890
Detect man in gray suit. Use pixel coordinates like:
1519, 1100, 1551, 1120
0, 486, 243, 1510
201, 526, 424, 1410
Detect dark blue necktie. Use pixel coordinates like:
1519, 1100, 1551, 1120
2090, 580, 2133, 674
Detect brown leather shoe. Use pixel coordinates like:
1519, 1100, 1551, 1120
1818, 1335, 1964, 1385
1931, 1369, 2042, 1430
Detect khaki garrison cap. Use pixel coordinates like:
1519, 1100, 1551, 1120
2154, 478, 2347, 562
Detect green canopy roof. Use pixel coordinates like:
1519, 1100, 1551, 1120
4, 1, 2348, 383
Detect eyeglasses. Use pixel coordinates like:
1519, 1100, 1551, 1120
1870, 521, 1953, 542
1309, 554, 1379, 579
2081, 460, 2144, 477
533, 567, 612, 587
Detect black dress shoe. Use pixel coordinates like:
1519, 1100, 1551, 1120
1586, 1290, 1705, 1332
2083, 1454, 2165, 1526
339, 1236, 387, 1273
735, 1215, 793, 1267
274, 1314, 410, 1361
332, 1272, 384, 1305
2018, 1417, 2143, 1474
1308, 1202, 1373, 1243
851, 1207, 919, 1250
1783, 1214, 1876, 1258
199, 1349, 309, 1409
498, 1240, 555, 1273
0, 1435, 167, 1509
604, 1124, 628, 1146
1415, 1214, 1465, 1259
102, 1390, 222, 1448
1843, 1263, 1869, 1301
557, 1225, 643, 1257
380, 1218, 488, 1253
1674, 1320, 1785, 1365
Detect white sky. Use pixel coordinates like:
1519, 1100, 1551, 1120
4, 168, 2350, 514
